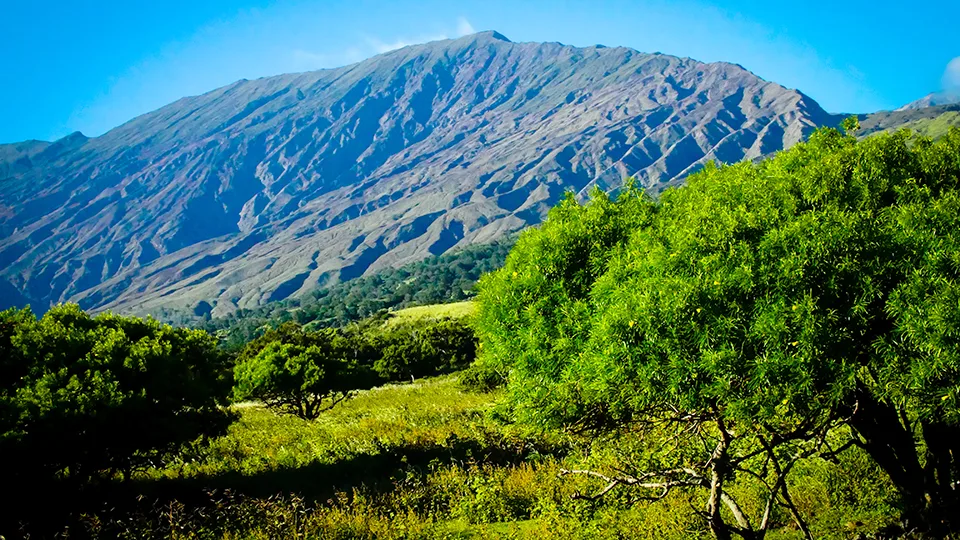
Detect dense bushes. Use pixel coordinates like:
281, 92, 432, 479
46, 376, 902, 539
372, 318, 476, 382
476, 125, 960, 537
0, 304, 235, 536
233, 323, 377, 419
0, 304, 234, 486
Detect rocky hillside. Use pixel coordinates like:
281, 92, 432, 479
0, 31, 838, 317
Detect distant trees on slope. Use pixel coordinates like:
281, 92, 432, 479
475, 125, 960, 538
202, 238, 513, 349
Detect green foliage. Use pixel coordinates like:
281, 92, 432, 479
371, 318, 476, 381
458, 361, 507, 393
858, 103, 960, 139
233, 323, 376, 419
476, 126, 960, 535
385, 300, 476, 324
474, 185, 654, 428
0, 304, 234, 485
232, 316, 477, 418
203, 239, 513, 348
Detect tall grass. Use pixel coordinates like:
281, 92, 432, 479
57, 375, 899, 539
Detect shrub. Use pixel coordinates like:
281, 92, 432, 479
371, 318, 476, 382
0, 304, 234, 484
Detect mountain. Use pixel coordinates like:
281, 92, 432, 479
897, 91, 960, 111
859, 103, 960, 138
0, 31, 838, 318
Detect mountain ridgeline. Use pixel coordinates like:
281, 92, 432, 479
0, 31, 840, 317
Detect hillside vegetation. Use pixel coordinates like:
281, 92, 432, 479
475, 123, 960, 537
858, 103, 960, 138
199, 238, 509, 349
386, 301, 476, 325
10, 375, 899, 539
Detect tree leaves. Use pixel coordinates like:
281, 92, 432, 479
476, 127, 960, 531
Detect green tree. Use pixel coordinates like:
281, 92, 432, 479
372, 318, 476, 382
233, 325, 374, 419
476, 127, 960, 537
0, 304, 234, 485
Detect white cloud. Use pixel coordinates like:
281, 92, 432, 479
366, 33, 449, 54
456, 17, 476, 37
293, 17, 479, 74
364, 17, 476, 54
943, 57, 960, 92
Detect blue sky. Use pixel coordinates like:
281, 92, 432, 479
2, 0, 959, 143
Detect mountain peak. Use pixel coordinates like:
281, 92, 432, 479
449, 30, 511, 47
481, 30, 511, 42
897, 91, 960, 111
1, 34, 834, 318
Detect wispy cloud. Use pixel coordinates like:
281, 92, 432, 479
290, 47, 364, 71
943, 57, 960, 92
288, 17, 477, 72
366, 33, 449, 54
364, 16, 477, 54
456, 17, 476, 37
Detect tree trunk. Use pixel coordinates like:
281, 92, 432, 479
920, 420, 959, 535
708, 418, 734, 540
847, 384, 929, 532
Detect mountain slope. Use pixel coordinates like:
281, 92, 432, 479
859, 103, 960, 138
0, 31, 837, 317
897, 91, 960, 111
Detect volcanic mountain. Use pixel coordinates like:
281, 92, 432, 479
0, 31, 838, 317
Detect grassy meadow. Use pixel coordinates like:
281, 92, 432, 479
59, 374, 899, 539
387, 302, 477, 324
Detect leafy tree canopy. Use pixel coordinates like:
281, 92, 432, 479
233, 323, 376, 419
232, 316, 477, 419
476, 127, 960, 537
201, 239, 513, 348
0, 304, 234, 485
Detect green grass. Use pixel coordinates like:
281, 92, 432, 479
387, 301, 476, 324
70, 375, 901, 539
898, 111, 960, 139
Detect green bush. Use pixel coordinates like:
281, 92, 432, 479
371, 318, 476, 382
0, 304, 234, 486
458, 362, 506, 392
232, 316, 477, 417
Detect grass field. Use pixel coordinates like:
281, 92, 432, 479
62, 374, 902, 539
387, 301, 476, 324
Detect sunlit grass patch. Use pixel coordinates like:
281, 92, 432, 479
388, 301, 476, 324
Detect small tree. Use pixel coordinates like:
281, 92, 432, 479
476, 127, 960, 537
372, 318, 476, 382
233, 326, 372, 419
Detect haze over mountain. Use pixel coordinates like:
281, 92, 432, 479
897, 91, 960, 111
0, 31, 839, 318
